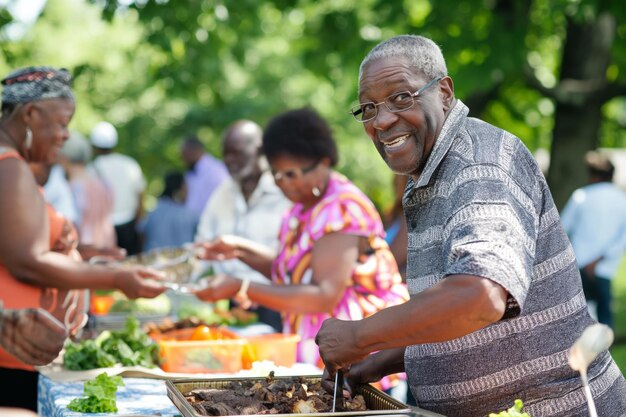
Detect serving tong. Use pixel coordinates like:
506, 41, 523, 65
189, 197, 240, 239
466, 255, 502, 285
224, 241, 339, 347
331, 370, 345, 412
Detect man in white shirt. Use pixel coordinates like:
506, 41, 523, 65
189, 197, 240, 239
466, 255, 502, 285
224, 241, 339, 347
196, 120, 291, 331
561, 151, 626, 328
89, 121, 146, 255
43, 164, 78, 225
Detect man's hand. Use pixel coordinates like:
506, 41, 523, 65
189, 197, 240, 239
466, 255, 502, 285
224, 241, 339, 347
315, 318, 369, 374
320, 356, 388, 396
0, 308, 67, 366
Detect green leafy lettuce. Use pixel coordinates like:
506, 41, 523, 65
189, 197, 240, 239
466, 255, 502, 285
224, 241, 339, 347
64, 316, 157, 370
67, 372, 124, 413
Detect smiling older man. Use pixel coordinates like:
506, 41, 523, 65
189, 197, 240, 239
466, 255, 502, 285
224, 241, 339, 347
315, 34, 626, 417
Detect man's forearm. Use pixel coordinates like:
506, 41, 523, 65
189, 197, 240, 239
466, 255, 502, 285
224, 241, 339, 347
354, 274, 508, 354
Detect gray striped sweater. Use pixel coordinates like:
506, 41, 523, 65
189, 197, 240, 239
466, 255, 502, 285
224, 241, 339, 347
403, 100, 626, 417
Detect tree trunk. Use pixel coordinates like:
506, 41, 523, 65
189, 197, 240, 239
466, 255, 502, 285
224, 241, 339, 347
547, 13, 615, 209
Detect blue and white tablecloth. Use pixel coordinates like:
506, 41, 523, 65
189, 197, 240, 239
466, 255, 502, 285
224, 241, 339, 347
38, 374, 181, 417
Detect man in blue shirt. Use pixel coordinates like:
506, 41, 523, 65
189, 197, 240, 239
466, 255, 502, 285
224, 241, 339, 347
181, 136, 229, 217
561, 151, 626, 328
141, 172, 198, 251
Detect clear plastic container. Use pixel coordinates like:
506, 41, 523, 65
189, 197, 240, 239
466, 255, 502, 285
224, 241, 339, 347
242, 333, 301, 369
152, 327, 246, 373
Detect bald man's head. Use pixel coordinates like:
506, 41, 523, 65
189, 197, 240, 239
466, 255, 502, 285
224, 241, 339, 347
222, 120, 264, 181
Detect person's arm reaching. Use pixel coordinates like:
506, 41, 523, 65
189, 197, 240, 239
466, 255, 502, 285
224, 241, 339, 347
316, 273, 507, 373
195, 235, 277, 279
194, 232, 359, 314
0, 161, 166, 299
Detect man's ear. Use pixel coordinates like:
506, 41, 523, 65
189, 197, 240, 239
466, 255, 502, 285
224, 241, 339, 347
439, 76, 455, 111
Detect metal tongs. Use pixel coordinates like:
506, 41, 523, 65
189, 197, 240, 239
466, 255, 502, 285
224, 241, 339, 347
331, 370, 345, 412
568, 323, 614, 417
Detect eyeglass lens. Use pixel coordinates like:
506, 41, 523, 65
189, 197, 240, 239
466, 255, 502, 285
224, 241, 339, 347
272, 159, 320, 182
351, 76, 442, 122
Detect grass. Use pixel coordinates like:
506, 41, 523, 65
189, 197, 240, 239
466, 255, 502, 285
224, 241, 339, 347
608, 258, 626, 373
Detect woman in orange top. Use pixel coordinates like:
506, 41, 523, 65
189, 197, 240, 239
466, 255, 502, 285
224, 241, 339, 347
0, 66, 167, 411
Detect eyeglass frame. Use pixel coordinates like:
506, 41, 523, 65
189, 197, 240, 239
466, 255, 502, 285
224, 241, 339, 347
349, 76, 443, 123
272, 158, 321, 182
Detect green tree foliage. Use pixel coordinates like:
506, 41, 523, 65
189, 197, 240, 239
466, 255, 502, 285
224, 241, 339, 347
1, 0, 625, 210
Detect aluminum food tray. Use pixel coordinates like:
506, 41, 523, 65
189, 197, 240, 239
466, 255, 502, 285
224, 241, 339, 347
166, 375, 439, 417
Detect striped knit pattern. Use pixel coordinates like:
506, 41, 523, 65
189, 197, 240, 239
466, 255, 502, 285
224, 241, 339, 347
403, 100, 626, 416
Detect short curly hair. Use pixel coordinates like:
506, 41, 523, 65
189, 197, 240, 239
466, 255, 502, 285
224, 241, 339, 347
262, 107, 338, 166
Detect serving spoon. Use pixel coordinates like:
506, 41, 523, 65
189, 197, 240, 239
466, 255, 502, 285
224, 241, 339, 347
568, 323, 614, 417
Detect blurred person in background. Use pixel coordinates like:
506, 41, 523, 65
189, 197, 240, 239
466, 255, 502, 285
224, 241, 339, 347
140, 171, 198, 251
30, 160, 123, 262
193, 108, 409, 367
59, 131, 117, 250
0, 66, 166, 411
195, 120, 291, 332
43, 162, 78, 225
561, 151, 626, 328
383, 174, 408, 280
90, 121, 145, 255
181, 134, 229, 217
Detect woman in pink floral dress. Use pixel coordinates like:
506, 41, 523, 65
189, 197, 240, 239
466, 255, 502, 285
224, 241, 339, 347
195, 108, 409, 366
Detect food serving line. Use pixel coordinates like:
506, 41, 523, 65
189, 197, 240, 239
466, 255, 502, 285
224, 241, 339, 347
37, 316, 443, 417
37, 248, 450, 417
37, 372, 445, 417
36, 318, 324, 417
35, 247, 614, 417
36, 362, 323, 417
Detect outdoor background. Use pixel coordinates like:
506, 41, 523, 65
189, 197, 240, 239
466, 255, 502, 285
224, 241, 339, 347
1, 0, 626, 370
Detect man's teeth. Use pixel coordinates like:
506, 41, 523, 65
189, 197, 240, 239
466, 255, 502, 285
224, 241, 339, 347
385, 134, 409, 148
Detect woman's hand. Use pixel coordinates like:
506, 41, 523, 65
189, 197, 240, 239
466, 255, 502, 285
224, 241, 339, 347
113, 266, 168, 299
192, 274, 241, 302
194, 235, 243, 261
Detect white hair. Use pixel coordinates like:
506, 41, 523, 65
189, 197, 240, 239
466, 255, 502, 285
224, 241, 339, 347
359, 35, 448, 82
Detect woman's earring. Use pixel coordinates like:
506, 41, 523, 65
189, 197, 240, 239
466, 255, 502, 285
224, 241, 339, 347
312, 186, 321, 197
24, 127, 32, 150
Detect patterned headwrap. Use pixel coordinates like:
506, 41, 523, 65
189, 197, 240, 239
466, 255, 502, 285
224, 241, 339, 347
1, 66, 74, 105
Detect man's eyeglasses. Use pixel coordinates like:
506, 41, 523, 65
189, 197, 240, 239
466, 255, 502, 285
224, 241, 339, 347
272, 159, 321, 182
350, 76, 443, 123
